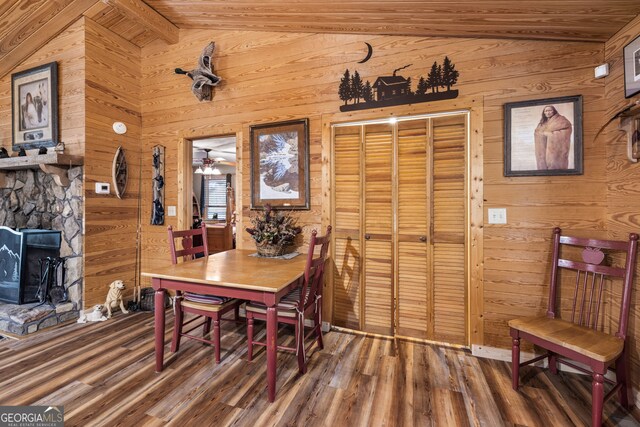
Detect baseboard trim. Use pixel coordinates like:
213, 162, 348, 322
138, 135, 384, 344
472, 344, 545, 366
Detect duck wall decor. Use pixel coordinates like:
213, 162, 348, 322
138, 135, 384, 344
175, 42, 222, 102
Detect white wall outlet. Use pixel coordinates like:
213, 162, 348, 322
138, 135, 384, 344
95, 182, 110, 194
167, 206, 177, 217
488, 208, 507, 224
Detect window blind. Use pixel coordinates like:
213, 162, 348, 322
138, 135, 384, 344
204, 178, 227, 220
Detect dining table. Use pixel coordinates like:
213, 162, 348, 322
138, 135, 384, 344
141, 249, 308, 402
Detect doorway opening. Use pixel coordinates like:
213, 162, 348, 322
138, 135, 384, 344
189, 135, 238, 254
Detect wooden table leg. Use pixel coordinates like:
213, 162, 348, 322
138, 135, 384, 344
266, 305, 277, 402
154, 286, 166, 372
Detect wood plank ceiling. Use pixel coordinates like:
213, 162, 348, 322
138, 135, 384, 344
1, 0, 639, 77
144, 0, 640, 42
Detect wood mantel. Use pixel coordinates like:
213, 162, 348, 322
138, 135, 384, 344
0, 153, 83, 186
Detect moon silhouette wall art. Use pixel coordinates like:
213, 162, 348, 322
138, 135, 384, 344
358, 42, 373, 63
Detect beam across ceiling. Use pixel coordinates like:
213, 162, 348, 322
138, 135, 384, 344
101, 0, 179, 44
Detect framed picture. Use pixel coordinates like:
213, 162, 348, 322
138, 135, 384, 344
11, 62, 58, 151
250, 118, 310, 209
504, 95, 583, 177
623, 34, 640, 99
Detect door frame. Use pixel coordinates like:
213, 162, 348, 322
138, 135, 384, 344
321, 96, 484, 347
177, 126, 244, 247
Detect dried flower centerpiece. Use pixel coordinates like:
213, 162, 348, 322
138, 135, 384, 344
246, 204, 302, 257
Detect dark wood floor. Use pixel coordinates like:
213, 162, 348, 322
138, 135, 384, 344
0, 311, 638, 426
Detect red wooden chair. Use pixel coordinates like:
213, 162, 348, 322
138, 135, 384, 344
168, 223, 242, 363
245, 226, 331, 374
509, 228, 638, 426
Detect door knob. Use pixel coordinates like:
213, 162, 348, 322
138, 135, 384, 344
365, 234, 371, 240
420, 236, 427, 242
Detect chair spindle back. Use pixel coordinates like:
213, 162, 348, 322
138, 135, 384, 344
548, 228, 638, 338
167, 222, 209, 264
299, 226, 332, 308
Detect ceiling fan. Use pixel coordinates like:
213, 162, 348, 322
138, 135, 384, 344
195, 148, 223, 175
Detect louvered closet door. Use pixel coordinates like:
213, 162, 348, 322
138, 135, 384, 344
331, 113, 467, 345
396, 119, 431, 339
431, 115, 466, 344
332, 126, 362, 330
362, 124, 394, 335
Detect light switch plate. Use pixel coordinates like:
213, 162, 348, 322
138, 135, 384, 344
488, 208, 507, 224
167, 206, 177, 217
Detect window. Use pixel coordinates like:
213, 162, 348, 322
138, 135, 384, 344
204, 177, 227, 221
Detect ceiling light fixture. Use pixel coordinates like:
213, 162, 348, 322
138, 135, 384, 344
198, 148, 223, 176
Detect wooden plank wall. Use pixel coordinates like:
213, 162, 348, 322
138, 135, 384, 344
83, 18, 142, 306
0, 20, 85, 156
139, 29, 608, 348
603, 14, 640, 406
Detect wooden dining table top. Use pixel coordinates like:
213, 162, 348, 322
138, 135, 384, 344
141, 249, 307, 293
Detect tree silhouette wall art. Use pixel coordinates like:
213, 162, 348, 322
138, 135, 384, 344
338, 57, 459, 112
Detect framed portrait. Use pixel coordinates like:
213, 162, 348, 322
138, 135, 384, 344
250, 118, 310, 209
623, 34, 640, 99
11, 62, 58, 151
504, 95, 583, 177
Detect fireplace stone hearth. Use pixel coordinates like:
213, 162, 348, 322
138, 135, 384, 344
0, 167, 83, 335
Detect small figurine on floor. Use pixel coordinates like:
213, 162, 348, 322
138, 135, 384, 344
104, 280, 129, 318
38, 146, 47, 154
0, 147, 8, 159
77, 305, 107, 323
18, 147, 26, 156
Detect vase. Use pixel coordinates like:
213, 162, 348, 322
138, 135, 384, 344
256, 242, 289, 257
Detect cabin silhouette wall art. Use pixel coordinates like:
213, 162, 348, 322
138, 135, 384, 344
338, 57, 459, 112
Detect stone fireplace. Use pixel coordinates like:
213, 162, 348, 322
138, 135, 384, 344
0, 167, 83, 335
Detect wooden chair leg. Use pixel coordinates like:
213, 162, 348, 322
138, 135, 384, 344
234, 304, 240, 321
295, 318, 306, 374
247, 316, 254, 361
615, 350, 631, 408
203, 317, 212, 340
214, 318, 221, 364
592, 370, 605, 427
511, 335, 520, 390
314, 308, 323, 350
548, 352, 558, 375
171, 301, 184, 353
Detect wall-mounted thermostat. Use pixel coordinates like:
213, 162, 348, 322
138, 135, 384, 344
95, 182, 110, 194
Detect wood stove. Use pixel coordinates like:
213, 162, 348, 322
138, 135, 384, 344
0, 226, 61, 304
